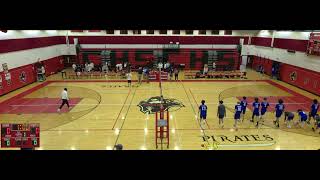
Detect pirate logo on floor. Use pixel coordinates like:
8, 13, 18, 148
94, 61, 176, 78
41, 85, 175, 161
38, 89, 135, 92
137, 96, 185, 114
19, 71, 27, 83
290, 71, 297, 81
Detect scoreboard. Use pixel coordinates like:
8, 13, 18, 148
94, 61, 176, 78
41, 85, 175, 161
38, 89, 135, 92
1, 123, 40, 148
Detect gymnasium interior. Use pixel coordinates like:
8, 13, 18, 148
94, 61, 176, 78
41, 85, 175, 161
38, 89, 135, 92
0, 30, 319, 150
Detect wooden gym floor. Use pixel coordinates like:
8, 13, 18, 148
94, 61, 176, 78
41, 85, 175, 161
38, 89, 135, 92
0, 69, 319, 150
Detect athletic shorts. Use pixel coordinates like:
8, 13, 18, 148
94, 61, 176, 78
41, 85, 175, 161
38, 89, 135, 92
128, 80, 132, 83
276, 112, 283, 118
242, 108, 246, 114
310, 112, 317, 118
200, 114, 207, 119
287, 116, 294, 121
218, 115, 224, 119
260, 111, 267, 116
253, 111, 260, 116
234, 113, 241, 120
301, 117, 307, 121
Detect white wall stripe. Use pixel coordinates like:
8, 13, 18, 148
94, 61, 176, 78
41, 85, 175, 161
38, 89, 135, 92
0, 44, 76, 71
242, 45, 320, 72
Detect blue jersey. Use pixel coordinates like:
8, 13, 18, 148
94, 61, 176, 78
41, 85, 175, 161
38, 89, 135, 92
298, 111, 308, 121
311, 103, 319, 115
260, 101, 269, 113
252, 102, 260, 113
235, 104, 242, 114
240, 100, 247, 109
199, 104, 207, 115
275, 103, 285, 117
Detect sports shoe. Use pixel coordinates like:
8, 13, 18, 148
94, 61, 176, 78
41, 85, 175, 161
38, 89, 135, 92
57, 109, 61, 112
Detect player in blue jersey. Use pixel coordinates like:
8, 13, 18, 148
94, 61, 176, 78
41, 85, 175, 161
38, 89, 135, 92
199, 100, 208, 128
251, 98, 261, 127
274, 99, 285, 128
234, 101, 242, 131
308, 99, 319, 124
294, 109, 308, 128
240, 96, 247, 122
260, 97, 270, 123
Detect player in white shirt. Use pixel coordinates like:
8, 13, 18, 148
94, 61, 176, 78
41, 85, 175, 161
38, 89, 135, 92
57, 88, 70, 112
41, 65, 46, 80
126, 71, 132, 87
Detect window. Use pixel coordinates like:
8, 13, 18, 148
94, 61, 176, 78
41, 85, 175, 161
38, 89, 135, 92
185, 30, 193, 35
212, 30, 220, 35
120, 30, 128, 34
132, 30, 141, 34
106, 30, 114, 34
146, 30, 154, 34
224, 30, 232, 35
198, 30, 206, 35
159, 30, 167, 34
172, 30, 180, 35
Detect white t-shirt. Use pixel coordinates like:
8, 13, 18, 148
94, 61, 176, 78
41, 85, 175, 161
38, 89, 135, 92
126, 73, 132, 80
72, 64, 76, 70
61, 90, 69, 100
41, 66, 45, 74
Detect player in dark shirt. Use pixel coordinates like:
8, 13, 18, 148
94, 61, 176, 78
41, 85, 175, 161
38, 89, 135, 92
251, 97, 260, 127
240, 96, 247, 122
260, 97, 270, 122
234, 101, 242, 131
312, 114, 320, 134
284, 111, 294, 128
217, 101, 226, 128
308, 99, 319, 124
274, 99, 285, 128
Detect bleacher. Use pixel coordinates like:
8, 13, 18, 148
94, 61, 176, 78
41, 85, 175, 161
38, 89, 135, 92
66, 71, 126, 79
184, 70, 245, 79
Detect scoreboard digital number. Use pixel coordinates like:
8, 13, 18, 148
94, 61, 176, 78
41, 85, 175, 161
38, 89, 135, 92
1, 123, 40, 148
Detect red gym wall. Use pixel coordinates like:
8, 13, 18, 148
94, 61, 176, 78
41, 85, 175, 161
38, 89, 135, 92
0, 56, 64, 96
250, 56, 320, 96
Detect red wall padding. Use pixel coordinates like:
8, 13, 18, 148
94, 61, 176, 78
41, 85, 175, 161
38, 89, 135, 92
87, 54, 101, 65
273, 38, 308, 52
251, 37, 308, 52
0, 56, 64, 96
251, 55, 320, 96
42, 56, 64, 76
280, 64, 320, 95
251, 56, 273, 75
0, 64, 36, 96
0, 36, 65, 54
251, 37, 272, 47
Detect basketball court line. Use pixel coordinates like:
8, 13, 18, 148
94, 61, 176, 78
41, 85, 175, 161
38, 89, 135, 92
112, 86, 138, 147
111, 88, 132, 130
